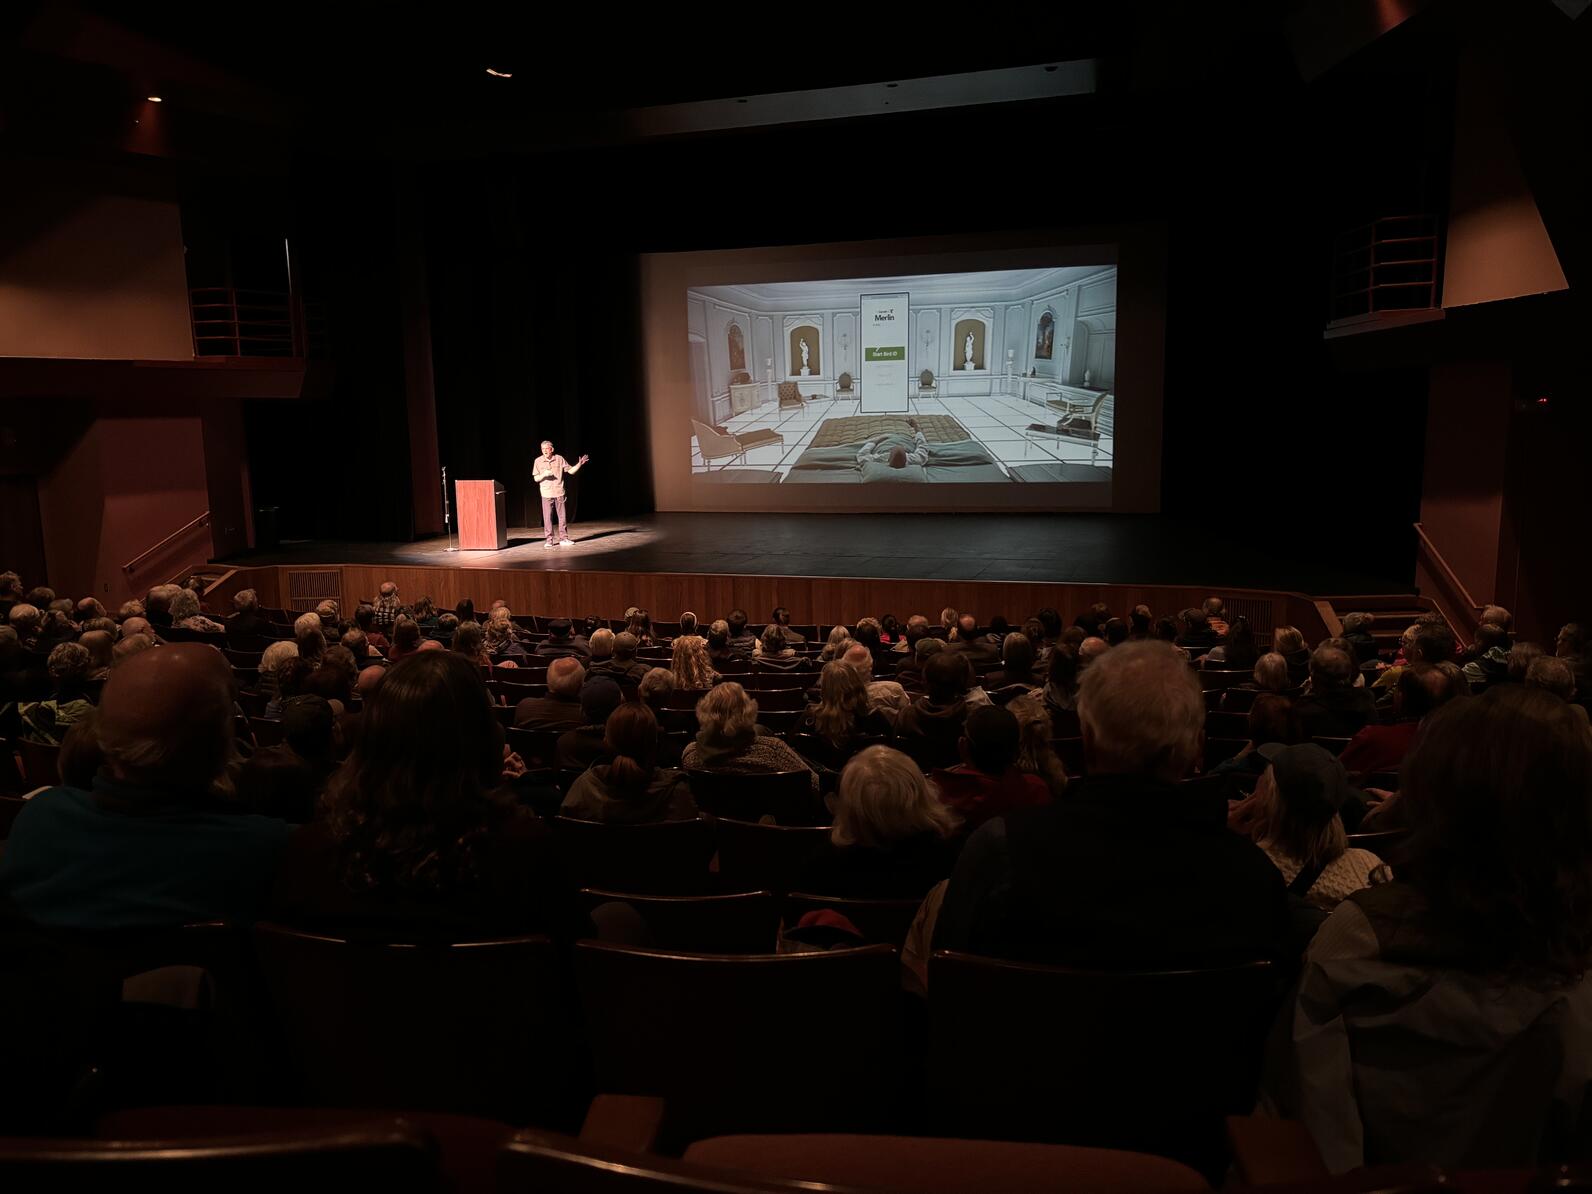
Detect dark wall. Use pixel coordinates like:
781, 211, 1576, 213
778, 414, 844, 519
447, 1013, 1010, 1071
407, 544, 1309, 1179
419, 40, 1439, 584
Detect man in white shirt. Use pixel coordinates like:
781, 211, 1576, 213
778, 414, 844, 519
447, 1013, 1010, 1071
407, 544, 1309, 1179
856, 417, 929, 470
532, 439, 589, 547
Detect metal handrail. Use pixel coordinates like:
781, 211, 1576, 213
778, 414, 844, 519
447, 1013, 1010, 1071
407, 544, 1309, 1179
1412, 521, 1481, 613
123, 511, 211, 575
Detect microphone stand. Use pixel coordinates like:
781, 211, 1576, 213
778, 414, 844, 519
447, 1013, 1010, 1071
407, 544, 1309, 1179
443, 466, 457, 552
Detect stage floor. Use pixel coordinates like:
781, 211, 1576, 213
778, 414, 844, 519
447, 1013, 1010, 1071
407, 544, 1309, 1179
227, 513, 1411, 595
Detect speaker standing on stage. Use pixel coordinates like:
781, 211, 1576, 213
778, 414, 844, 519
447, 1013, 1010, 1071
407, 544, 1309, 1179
534, 440, 589, 548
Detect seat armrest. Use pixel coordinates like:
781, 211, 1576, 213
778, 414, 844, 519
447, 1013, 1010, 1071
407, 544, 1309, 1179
1226, 1116, 1328, 1187
578, 1094, 666, 1153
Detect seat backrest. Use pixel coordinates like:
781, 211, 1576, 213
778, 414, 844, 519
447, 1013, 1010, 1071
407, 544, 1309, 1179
784, 893, 923, 947
253, 924, 578, 1125
713, 818, 832, 895
580, 888, 778, 953
506, 726, 563, 767
0, 1119, 440, 1190
928, 951, 1274, 1173
1312, 736, 1353, 756
15, 739, 61, 788
687, 769, 824, 826
1204, 711, 1250, 739
1197, 669, 1252, 692
499, 1131, 853, 1193
552, 816, 718, 895
248, 716, 284, 748
920, 370, 934, 387
575, 941, 901, 1142
751, 687, 806, 711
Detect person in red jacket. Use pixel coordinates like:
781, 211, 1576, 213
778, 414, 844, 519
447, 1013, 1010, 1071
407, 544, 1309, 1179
931, 704, 1051, 832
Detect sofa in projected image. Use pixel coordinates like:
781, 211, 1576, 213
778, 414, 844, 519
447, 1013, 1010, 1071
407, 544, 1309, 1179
692, 419, 784, 467
782, 415, 1009, 484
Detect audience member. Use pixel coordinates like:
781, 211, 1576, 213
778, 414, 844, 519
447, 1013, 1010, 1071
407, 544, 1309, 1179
801, 661, 893, 747
637, 666, 676, 718
769, 605, 804, 644
1040, 645, 1083, 737
8, 603, 41, 651
1204, 615, 1257, 670
351, 604, 390, 656
227, 589, 275, 640
554, 675, 625, 770
560, 702, 694, 823
754, 625, 806, 670
1007, 694, 1068, 799
1275, 686, 1592, 1171
1208, 693, 1302, 780
1338, 664, 1453, 776
705, 620, 738, 668
841, 643, 908, 717
591, 630, 649, 688
1274, 626, 1311, 686
269, 651, 589, 941
587, 626, 615, 665
78, 629, 113, 680
625, 608, 655, 646
111, 633, 157, 670
536, 617, 591, 662
681, 683, 818, 793
372, 581, 401, 632
514, 657, 586, 730
725, 608, 756, 657
237, 694, 338, 823
984, 632, 1038, 692
894, 636, 942, 691
818, 625, 855, 663
451, 621, 490, 667
671, 633, 719, 690
1202, 596, 1231, 638
933, 642, 1290, 968
1293, 646, 1375, 739
795, 746, 962, 899
930, 705, 1052, 830
0, 644, 288, 929
482, 618, 529, 666
15, 642, 96, 745
1242, 744, 1381, 910
1175, 608, 1223, 653
896, 652, 980, 769
386, 618, 423, 664
1339, 612, 1378, 667
1527, 655, 1580, 706
945, 614, 999, 666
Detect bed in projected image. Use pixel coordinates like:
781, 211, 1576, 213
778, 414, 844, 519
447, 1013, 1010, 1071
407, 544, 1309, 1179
685, 265, 1116, 486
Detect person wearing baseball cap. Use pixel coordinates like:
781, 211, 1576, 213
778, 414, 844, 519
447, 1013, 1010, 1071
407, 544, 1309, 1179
1251, 743, 1383, 909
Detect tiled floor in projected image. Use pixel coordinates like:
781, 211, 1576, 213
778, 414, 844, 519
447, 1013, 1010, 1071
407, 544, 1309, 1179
689, 390, 1113, 480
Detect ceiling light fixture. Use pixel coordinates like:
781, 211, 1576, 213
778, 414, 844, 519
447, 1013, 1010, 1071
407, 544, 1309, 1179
485, 68, 512, 79
147, 95, 163, 102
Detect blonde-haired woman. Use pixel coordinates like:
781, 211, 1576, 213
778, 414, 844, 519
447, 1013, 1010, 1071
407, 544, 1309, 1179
794, 745, 961, 898
680, 682, 817, 793
803, 662, 893, 744
819, 625, 854, 663
671, 633, 719, 690
1006, 694, 1068, 800
1273, 625, 1311, 686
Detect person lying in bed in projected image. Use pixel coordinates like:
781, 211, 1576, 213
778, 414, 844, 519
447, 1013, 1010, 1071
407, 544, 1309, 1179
855, 416, 930, 470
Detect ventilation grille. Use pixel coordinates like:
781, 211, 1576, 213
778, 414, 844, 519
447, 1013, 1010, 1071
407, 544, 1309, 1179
1227, 597, 1274, 638
286, 570, 341, 613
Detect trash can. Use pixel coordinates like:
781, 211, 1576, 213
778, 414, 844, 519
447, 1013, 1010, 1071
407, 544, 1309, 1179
255, 506, 280, 551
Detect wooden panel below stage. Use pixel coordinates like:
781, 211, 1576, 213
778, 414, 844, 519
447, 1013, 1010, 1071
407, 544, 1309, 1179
208, 563, 1331, 643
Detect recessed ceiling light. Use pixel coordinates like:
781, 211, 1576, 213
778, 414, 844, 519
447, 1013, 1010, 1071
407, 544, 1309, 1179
147, 95, 163, 102
485, 68, 512, 79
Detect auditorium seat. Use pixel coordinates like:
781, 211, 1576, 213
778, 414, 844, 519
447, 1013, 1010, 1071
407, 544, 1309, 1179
713, 818, 831, 896
0, 740, 30, 796
787, 733, 889, 771
1203, 711, 1250, 739
252, 925, 582, 1127
236, 690, 267, 718
1347, 828, 1408, 856
1218, 688, 1259, 714
749, 687, 806, 712
16, 739, 61, 789
784, 893, 922, 947
552, 817, 717, 895
747, 669, 810, 689
1201, 738, 1247, 767
754, 710, 803, 736
574, 941, 902, 1144
927, 951, 1275, 1179
682, 1133, 1212, 1194
1311, 736, 1353, 756
505, 727, 562, 768
1196, 669, 1252, 692
224, 648, 265, 668
0, 1116, 442, 1190
248, 717, 284, 748
579, 889, 778, 953
686, 770, 826, 825
0, 794, 27, 835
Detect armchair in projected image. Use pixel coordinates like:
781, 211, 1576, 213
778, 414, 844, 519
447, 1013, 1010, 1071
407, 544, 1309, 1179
836, 372, 855, 397
692, 418, 784, 468
917, 369, 938, 400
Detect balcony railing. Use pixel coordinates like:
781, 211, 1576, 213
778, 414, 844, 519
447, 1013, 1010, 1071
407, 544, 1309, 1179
190, 287, 328, 358
1329, 214, 1440, 325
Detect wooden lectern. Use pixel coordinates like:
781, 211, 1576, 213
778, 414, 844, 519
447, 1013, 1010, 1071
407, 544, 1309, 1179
456, 480, 508, 550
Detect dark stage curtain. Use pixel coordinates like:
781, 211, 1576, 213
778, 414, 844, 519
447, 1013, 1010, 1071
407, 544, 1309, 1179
425, 171, 653, 533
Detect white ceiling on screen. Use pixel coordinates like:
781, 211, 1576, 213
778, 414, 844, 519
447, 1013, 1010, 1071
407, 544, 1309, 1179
693, 266, 1111, 311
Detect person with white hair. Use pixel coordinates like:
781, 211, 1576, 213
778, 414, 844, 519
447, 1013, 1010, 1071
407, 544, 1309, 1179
681, 682, 819, 794
169, 588, 225, 634
932, 641, 1290, 967
227, 589, 275, 640
7, 603, 42, 651
372, 581, 401, 632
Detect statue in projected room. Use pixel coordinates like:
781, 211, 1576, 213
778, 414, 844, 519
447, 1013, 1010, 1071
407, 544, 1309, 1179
799, 338, 811, 376
964, 331, 976, 371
